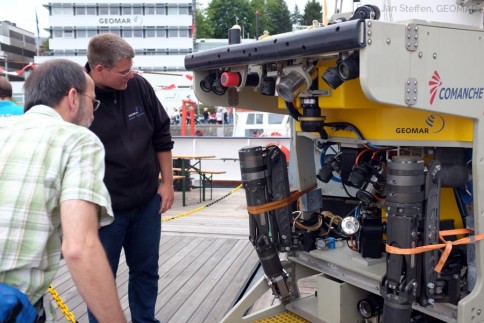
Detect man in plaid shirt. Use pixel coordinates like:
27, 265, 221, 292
0, 59, 126, 323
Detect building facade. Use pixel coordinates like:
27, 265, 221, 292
0, 21, 36, 82
35, 0, 194, 71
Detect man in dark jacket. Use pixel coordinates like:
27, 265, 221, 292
86, 33, 174, 323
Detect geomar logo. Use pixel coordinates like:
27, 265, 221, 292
428, 71, 442, 105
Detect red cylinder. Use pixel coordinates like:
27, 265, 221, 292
221, 72, 241, 87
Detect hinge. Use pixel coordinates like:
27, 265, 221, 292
406, 24, 418, 51
405, 78, 418, 105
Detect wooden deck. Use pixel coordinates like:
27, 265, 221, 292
50, 186, 259, 323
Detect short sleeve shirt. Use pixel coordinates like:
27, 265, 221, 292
0, 105, 113, 305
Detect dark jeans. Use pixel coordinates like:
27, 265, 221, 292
88, 194, 161, 323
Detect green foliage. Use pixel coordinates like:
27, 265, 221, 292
290, 4, 304, 26
207, 0, 254, 39
200, 0, 292, 40
41, 39, 49, 51
303, 0, 323, 25
265, 0, 292, 35
195, 3, 213, 38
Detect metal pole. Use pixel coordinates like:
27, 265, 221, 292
255, 11, 259, 39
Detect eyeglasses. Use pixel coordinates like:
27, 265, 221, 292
82, 94, 101, 111
105, 63, 134, 77
116, 69, 133, 77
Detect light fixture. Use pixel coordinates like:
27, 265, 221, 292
322, 66, 344, 90
211, 76, 227, 95
338, 53, 359, 81
340, 216, 360, 236
322, 52, 360, 89
200, 74, 215, 92
276, 65, 316, 102
357, 295, 383, 319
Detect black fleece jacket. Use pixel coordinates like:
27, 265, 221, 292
87, 64, 174, 211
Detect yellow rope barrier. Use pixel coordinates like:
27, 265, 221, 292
162, 184, 243, 223
48, 284, 77, 323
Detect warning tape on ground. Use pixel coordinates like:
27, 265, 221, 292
161, 184, 243, 222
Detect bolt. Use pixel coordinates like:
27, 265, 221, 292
428, 298, 435, 305
407, 42, 411, 47
419, 52, 423, 58
478, 309, 481, 315
368, 30, 372, 36
368, 21, 372, 27
414, 42, 418, 47
386, 38, 391, 44
433, 53, 437, 59
407, 26, 411, 30
427, 282, 435, 289
368, 39, 372, 45
415, 26, 418, 31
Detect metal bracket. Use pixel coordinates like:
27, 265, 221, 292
406, 23, 419, 51
227, 87, 239, 106
405, 78, 418, 105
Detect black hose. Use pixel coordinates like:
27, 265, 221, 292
284, 101, 302, 121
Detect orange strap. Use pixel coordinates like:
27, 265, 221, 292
386, 228, 484, 273
246, 184, 317, 215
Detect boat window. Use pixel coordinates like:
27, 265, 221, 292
268, 114, 285, 124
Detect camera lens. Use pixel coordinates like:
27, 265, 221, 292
200, 74, 215, 92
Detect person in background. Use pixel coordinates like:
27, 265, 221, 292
203, 107, 209, 124
222, 107, 228, 124
86, 33, 174, 323
0, 59, 126, 323
0, 76, 23, 117
216, 108, 223, 124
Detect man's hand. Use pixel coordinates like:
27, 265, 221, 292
157, 150, 175, 214
158, 182, 174, 214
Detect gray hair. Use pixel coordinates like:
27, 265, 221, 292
87, 33, 135, 69
0, 76, 13, 98
23, 59, 87, 111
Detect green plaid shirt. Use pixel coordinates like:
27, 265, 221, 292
0, 105, 113, 305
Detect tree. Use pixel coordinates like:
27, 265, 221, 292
207, 0, 254, 39
265, 0, 292, 35
303, 0, 323, 25
290, 4, 304, 27
195, 3, 213, 38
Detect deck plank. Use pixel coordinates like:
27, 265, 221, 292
166, 239, 249, 322
155, 238, 237, 320
49, 187, 259, 323
188, 242, 258, 323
